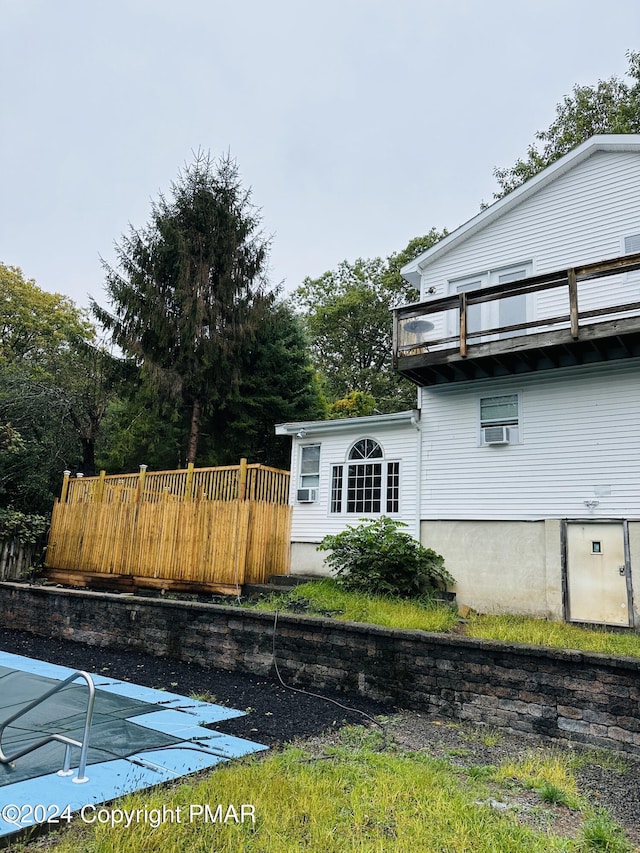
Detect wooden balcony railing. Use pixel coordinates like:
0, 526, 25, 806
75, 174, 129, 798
394, 251, 640, 366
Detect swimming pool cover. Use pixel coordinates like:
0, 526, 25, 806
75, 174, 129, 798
0, 652, 267, 841
0, 665, 182, 785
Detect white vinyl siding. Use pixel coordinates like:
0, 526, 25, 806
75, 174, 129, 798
289, 421, 419, 542
419, 152, 640, 324
420, 361, 640, 521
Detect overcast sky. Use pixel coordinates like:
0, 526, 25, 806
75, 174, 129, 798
1, 0, 638, 312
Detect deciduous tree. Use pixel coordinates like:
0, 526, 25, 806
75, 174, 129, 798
0, 264, 114, 511
0, 264, 93, 368
294, 229, 446, 412
493, 51, 640, 198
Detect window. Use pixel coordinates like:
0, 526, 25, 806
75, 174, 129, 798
480, 394, 520, 444
386, 462, 400, 513
496, 268, 528, 339
622, 234, 640, 289
330, 439, 400, 514
455, 279, 484, 335
330, 465, 343, 513
450, 262, 531, 341
299, 444, 320, 494
624, 233, 640, 255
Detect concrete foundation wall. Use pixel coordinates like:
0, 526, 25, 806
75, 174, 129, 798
420, 520, 564, 618
292, 520, 640, 623
3, 582, 640, 756
629, 521, 640, 604
421, 519, 640, 623
290, 541, 327, 576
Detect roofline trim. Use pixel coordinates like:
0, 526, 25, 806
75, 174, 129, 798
275, 409, 420, 436
401, 135, 640, 278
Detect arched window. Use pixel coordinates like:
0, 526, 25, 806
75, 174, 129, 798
349, 439, 383, 460
330, 439, 399, 514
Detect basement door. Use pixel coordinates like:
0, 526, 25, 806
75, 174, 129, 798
565, 521, 632, 626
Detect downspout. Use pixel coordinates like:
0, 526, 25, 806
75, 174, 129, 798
411, 409, 422, 543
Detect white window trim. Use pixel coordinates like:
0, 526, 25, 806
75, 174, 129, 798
448, 261, 534, 341
298, 443, 321, 500
329, 438, 401, 515
477, 392, 523, 446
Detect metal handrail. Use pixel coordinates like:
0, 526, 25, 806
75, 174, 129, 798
0, 670, 96, 783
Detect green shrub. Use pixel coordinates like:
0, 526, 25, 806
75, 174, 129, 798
318, 516, 454, 599
0, 507, 48, 544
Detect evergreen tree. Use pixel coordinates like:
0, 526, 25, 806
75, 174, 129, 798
97, 302, 325, 472
216, 301, 326, 468
93, 152, 272, 463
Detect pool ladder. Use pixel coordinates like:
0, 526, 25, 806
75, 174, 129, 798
0, 670, 96, 783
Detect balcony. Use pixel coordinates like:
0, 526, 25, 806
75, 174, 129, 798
393, 252, 640, 385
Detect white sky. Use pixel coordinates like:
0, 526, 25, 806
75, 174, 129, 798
1, 0, 638, 311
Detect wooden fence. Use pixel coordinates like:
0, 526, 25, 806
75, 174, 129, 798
0, 539, 41, 581
45, 460, 292, 594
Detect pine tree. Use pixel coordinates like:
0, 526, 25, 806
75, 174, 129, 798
93, 152, 272, 463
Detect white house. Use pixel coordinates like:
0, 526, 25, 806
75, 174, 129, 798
275, 410, 422, 570
277, 135, 640, 627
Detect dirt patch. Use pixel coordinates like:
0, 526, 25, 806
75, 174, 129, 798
386, 712, 640, 847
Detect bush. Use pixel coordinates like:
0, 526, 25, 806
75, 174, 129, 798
318, 516, 453, 599
0, 507, 48, 544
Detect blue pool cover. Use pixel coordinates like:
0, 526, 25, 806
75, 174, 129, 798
0, 651, 267, 841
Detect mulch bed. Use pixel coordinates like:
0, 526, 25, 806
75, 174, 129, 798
0, 628, 393, 745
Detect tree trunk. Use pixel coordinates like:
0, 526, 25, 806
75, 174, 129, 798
80, 437, 96, 476
187, 398, 201, 464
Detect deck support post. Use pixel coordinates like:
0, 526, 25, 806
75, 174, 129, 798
568, 268, 579, 339
459, 292, 468, 357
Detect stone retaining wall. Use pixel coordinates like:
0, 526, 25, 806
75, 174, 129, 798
2, 582, 640, 755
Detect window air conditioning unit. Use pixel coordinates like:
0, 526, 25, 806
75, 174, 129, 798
297, 488, 318, 503
483, 426, 510, 445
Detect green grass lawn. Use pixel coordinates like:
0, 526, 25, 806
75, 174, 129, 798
250, 579, 640, 658
251, 578, 459, 632
465, 612, 640, 657
25, 726, 635, 853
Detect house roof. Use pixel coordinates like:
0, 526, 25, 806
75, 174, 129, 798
401, 134, 640, 287
275, 409, 420, 437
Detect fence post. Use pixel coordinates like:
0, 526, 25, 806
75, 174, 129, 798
60, 470, 71, 503
238, 458, 248, 501
96, 470, 106, 503
185, 462, 194, 503
137, 464, 148, 503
